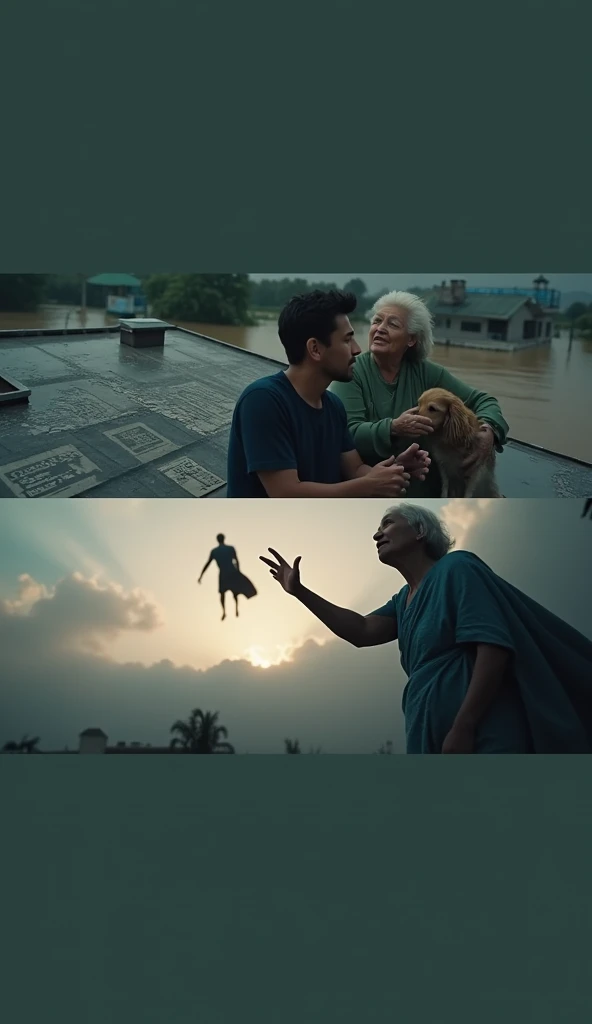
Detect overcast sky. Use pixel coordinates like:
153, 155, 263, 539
250, 273, 592, 297
1, 499, 590, 754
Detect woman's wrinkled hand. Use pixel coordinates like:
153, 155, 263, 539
259, 549, 302, 595
391, 407, 435, 437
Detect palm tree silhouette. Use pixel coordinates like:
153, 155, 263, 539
170, 709, 235, 754
2, 735, 41, 753
284, 738, 301, 754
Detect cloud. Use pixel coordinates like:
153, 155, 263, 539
0, 572, 406, 754
2, 573, 51, 613
440, 498, 495, 551
0, 572, 163, 656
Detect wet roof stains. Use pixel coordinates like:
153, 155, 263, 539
0, 328, 280, 498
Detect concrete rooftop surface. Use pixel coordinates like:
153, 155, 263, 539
0, 327, 590, 499
0, 328, 281, 498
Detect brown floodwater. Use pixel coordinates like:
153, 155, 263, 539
1, 304, 591, 461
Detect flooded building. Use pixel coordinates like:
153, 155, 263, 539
86, 273, 147, 317
426, 277, 559, 351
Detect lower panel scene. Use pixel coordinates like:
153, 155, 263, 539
1, 497, 591, 754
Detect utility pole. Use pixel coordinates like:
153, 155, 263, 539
568, 317, 574, 355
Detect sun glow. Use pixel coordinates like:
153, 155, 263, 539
240, 644, 297, 670
236, 635, 328, 670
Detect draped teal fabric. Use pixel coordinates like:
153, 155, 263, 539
371, 551, 592, 753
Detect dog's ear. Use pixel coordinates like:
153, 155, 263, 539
443, 395, 474, 446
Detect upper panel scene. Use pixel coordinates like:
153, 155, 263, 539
0, 272, 590, 498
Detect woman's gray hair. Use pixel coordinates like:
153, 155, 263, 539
385, 503, 455, 561
369, 290, 434, 361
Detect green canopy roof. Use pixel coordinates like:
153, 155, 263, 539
87, 273, 143, 288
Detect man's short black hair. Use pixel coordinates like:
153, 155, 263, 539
216, 533, 225, 543
278, 290, 357, 365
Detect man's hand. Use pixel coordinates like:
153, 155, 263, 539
391, 407, 435, 437
442, 721, 475, 754
259, 549, 302, 595
363, 456, 410, 497
462, 424, 495, 478
395, 443, 431, 481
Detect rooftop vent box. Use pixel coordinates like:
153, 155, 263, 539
119, 318, 173, 349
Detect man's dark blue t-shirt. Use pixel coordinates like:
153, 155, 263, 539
226, 371, 356, 497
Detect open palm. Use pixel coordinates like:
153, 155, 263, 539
259, 548, 301, 594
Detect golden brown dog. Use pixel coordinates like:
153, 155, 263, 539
416, 388, 501, 498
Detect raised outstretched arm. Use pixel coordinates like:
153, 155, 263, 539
259, 548, 398, 648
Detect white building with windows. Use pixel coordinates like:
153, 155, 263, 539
424, 278, 556, 351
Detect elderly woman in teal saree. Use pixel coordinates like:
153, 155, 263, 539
329, 291, 509, 498
260, 504, 592, 753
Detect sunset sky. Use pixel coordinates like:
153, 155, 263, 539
1, 499, 590, 753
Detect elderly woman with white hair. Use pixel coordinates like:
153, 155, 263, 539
329, 291, 509, 498
260, 503, 592, 754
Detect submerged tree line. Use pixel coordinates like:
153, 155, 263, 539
561, 300, 592, 338
0, 273, 371, 325
2, 274, 590, 337
0, 274, 254, 326
0, 273, 412, 328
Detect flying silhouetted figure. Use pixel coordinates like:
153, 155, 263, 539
198, 534, 257, 620
582, 498, 592, 519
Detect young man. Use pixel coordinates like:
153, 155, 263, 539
226, 290, 430, 497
